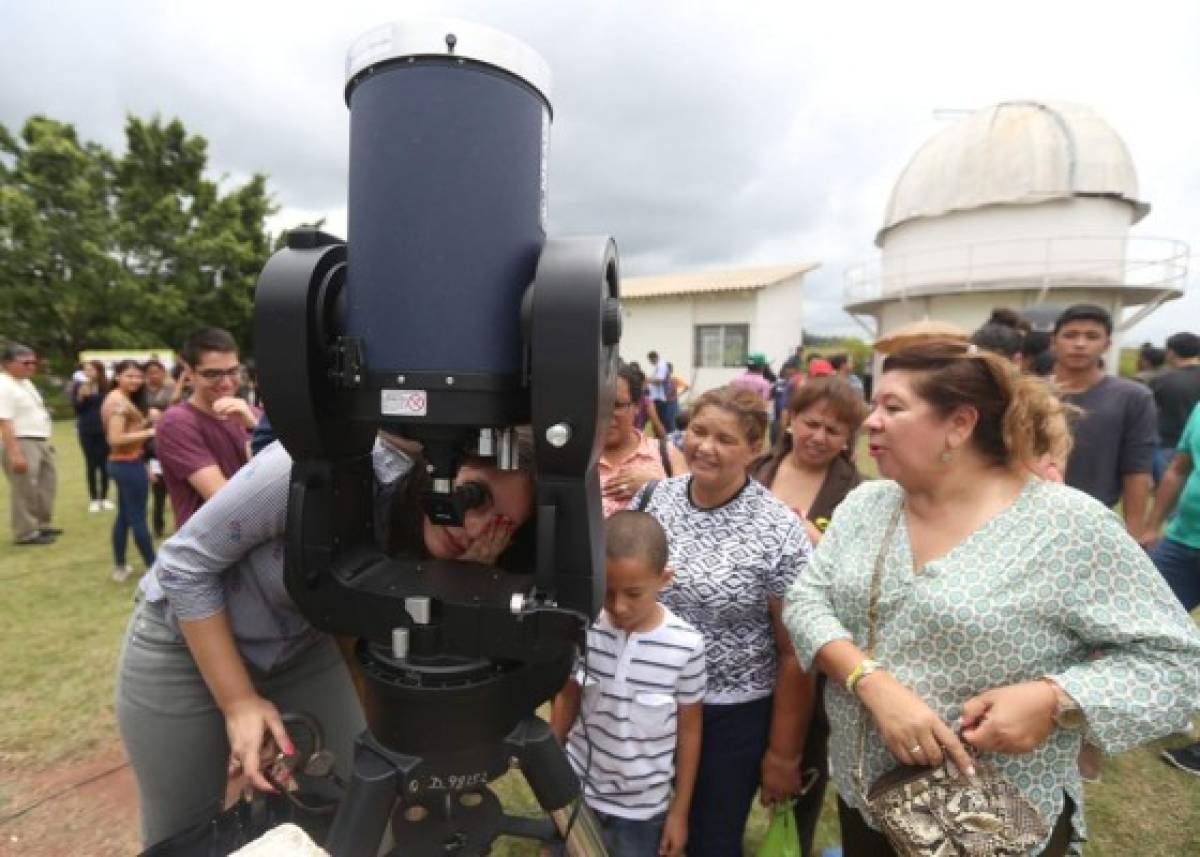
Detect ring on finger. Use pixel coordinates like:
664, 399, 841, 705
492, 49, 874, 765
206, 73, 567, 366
910, 744, 923, 755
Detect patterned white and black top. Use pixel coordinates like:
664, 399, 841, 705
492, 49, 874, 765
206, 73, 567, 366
635, 475, 811, 704
566, 607, 706, 819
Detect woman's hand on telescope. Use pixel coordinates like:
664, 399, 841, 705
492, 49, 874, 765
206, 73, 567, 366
224, 693, 294, 792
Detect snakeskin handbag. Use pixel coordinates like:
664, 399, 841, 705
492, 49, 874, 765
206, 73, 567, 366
856, 508, 1049, 856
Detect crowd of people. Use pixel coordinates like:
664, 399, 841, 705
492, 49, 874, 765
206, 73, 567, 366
2, 301, 1199, 856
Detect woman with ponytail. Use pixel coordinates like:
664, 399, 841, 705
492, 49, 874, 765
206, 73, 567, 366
784, 340, 1200, 856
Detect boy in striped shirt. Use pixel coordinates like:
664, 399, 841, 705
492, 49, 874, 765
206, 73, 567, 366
550, 511, 705, 856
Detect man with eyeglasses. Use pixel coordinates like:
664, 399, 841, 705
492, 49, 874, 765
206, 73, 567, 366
0, 342, 59, 545
155, 328, 254, 527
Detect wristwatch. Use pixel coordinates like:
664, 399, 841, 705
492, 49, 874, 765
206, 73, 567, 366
846, 658, 882, 696
1040, 677, 1086, 730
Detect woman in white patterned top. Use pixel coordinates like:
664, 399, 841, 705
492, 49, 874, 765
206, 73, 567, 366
634, 385, 814, 856
785, 341, 1200, 856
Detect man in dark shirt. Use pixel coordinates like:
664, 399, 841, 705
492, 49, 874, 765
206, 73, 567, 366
1149, 332, 1200, 482
1053, 304, 1157, 541
155, 327, 255, 527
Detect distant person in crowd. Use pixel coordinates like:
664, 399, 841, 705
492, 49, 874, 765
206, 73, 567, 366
143, 359, 175, 538
156, 328, 253, 527
551, 512, 706, 856
1142, 399, 1200, 776
786, 340, 1200, 857
751, 376, 867, 856
102, 360, 157, 582
806, 357, 834, 379
117, 433, 538, 847
74, 360, 112, 512
1023, 331, 1056, 376
970, 308, 1027, 365
628, 360, 667, 438
828, 353, 865, 398
730, 353, 773, 405
781, 345, 805, 375
0, 342, 60, 545
770, 367, 797, 445
168, 361, 190, 405
1135, 341, 1168, 385
1052, 304, 1157, 541
647, 350, 678, 434
634, 386, 813, 856
599, 365, 687, 517
668, 409, 689, 450
239, 361, 262, 408
1149, 332, 1200, 483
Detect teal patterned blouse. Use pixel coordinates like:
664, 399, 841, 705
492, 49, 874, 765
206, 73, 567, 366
784, 477, 1200, 852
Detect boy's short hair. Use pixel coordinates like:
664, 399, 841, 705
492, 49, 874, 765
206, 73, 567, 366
1053, 304, 1112, 336
606, 511, 668, 573
180, 327, 238, 367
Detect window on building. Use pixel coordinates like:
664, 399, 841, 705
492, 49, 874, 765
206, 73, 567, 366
694, 324, 749, 367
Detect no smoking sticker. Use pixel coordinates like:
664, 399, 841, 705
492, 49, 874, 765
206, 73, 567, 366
382, 389, 427, 417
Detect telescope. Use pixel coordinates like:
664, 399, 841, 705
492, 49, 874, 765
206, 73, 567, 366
255, 18, 620, 855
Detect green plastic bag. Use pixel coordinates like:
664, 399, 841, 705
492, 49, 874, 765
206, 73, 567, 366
755, 800, 801, 857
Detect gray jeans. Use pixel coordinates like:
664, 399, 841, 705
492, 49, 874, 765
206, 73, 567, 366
116, 599, 366, 847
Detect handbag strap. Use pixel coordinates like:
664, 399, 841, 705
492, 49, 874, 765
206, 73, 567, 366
855, 503, 903, 800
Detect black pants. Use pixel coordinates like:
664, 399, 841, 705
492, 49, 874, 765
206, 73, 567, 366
837, 792, 1076, 857
150, 470, 168, 537
793, 677, 830, 857
687, 696, 773, 857
78, 431, 109, 501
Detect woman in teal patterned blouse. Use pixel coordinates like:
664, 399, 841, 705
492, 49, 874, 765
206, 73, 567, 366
785, 341, 1200, 856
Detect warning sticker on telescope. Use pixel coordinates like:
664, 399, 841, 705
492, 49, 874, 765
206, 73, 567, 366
382, 389, 427, 417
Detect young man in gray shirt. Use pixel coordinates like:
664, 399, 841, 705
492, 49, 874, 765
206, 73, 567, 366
1053, 304, 1158, 541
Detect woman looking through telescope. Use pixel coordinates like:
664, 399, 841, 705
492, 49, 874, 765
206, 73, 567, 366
115, 433, 537, 848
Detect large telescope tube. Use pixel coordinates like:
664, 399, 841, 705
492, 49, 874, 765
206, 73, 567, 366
343, 19, 552, 433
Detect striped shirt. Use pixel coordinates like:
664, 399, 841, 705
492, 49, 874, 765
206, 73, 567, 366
566, 607, 705, 820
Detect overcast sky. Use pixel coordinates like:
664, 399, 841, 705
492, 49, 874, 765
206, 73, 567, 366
4, 0, 1198, 345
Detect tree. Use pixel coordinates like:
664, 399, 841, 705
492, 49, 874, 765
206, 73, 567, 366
0, 117, 134, 365
0, 114, 277, 370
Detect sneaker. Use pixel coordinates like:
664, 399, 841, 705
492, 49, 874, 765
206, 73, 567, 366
15, 533, 55, 546
39, 526, 63, 536
101, 499, 115, 510
111, 565, 134, 583
1161, 743, 1200, 777
88, 500, 102, 513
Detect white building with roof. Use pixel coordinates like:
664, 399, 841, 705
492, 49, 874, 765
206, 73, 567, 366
619, 263, 817, 393
845, 100, 1188, 371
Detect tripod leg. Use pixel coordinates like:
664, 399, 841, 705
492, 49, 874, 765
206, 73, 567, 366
508, 717, 608, 856
326, 737, 399, 857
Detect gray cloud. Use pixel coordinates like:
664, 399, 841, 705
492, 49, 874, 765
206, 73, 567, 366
4, 0, 1198, 341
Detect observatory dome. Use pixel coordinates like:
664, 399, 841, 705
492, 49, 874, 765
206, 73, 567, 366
877, 101, 1148, 246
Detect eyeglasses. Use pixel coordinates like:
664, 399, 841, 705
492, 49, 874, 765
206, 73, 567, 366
613, 400, 635, 411
195, 366, 243, 382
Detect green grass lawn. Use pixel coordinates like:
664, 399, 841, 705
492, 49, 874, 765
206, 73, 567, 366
0, 423, 1196, 854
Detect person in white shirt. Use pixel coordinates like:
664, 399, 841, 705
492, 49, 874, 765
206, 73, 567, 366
551, 511, 705, 856
0, 342, 59, 545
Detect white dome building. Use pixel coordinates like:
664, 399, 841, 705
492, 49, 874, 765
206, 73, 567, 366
845, 101, 1187, 369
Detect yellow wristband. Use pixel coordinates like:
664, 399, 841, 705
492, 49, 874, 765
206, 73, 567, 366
845, 658, 880, 695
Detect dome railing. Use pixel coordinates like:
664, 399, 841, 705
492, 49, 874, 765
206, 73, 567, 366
844, 235, 1189, 310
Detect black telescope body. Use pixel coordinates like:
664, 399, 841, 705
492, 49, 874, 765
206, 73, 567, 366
253, 19, 619, 856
